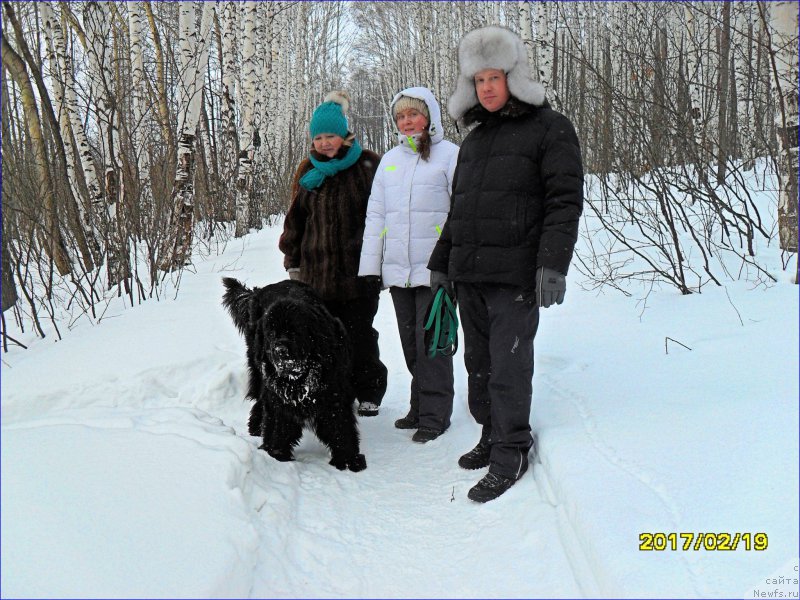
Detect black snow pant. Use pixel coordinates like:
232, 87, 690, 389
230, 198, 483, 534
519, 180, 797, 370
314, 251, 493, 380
325, 293, 388, 407
456, 282, 540, 480
390, 286, 454, 431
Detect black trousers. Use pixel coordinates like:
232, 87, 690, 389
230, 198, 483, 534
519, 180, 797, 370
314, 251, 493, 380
325, 293, 388, 407
457, 282, 540, 479
390, 286, 454, 431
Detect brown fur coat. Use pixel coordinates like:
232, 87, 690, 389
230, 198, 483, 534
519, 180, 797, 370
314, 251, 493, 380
279, 148, 381, 302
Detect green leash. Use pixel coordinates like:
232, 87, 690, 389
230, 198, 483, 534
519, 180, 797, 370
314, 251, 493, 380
423, 288, 459, 358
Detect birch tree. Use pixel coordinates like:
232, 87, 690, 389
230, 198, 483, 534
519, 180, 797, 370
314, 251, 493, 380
81, 0, 131, 285
235, 1, 258, 237
518, 1, 535, 70
535, 1, 555, 104
684, 4, 710, 157
161, 0, 214, 269
759, 0, 799, 260
128, 1, 155, 229
39, 3, 81, 221
733, 2, 756, 164
716, 2, 732, 183
218, 0, 239, 215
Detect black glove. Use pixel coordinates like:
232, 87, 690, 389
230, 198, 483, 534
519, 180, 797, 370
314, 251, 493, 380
536, 267, 566, 308
361, 275, 382, 290
430, 270, 454, 297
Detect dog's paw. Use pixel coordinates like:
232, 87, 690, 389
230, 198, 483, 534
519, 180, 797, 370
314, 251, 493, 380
329, 456, 348, 470
347, 454, 367, 472
261, 445, 294, 462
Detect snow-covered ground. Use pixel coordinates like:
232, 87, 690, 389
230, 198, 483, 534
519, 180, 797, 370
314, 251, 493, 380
2, 208, 798, 597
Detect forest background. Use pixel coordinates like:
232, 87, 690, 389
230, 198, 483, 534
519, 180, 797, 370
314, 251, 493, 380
1, 1, 797, 348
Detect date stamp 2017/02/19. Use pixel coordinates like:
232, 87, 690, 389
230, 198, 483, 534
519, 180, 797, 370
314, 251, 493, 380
639, 532, 768, 551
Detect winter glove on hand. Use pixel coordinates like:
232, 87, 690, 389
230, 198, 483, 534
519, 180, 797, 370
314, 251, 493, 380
287, 268, 302, 282
361, 275, 382, 289
430, 270, 454, 297
536, 267, 566, 308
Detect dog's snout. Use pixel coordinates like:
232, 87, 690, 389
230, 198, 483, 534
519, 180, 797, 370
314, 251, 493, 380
274, 344, 290, 360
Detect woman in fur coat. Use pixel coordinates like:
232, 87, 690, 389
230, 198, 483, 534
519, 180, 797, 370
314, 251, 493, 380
279, 91, 387, 417
359, 87, 459, 443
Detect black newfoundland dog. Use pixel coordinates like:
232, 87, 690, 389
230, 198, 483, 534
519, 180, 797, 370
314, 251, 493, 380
222, 278, 366, 472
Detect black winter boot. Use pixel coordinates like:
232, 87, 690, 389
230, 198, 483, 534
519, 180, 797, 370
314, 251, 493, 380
394, 412, 419, 429
412, 426, 445, 443
458, 436, 491, 470
467, 470, 522, 503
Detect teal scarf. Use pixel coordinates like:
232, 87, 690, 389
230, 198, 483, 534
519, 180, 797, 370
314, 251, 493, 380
299, 140, 363, 190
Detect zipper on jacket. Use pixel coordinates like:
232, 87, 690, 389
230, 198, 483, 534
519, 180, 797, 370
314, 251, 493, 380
405, 153, 420, 287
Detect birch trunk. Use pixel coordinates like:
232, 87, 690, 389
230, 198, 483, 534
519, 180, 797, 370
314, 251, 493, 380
235, 0, 258, 237
268, 2, 284, 152
254, 2, 276, 165
128, 1, 154, 228
716, 2, 732, 183
83, 2, 121, 202
291, 3, 307, 141
260, 0, 275, 150
39, 2, 103, 267
39, 3, 80, 210
275, 4, 289, 150
218, 0, 239, 219
518, 1, 535, 72
761, 0, 799, 256
684, 4, 707, 156
161, 0, 215, 269
733, 2, 756, 165
535, 1, 554, 101
82, 0, 129, 285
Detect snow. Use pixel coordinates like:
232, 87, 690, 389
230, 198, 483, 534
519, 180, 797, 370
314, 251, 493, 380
2, 200, 798, 598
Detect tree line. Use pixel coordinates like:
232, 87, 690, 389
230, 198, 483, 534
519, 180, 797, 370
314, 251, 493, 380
1, 1, 797, 350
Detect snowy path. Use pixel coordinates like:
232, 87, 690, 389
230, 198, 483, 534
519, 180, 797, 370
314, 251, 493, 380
3, 337, 588, 598
3, 224, 797, 598
246, 400, 588, 598
1, 271, 590, 597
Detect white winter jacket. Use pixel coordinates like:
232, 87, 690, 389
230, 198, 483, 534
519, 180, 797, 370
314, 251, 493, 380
358, 87, 459, 288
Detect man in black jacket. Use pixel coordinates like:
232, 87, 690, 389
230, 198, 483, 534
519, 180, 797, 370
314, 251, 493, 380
428, 26, 584, 503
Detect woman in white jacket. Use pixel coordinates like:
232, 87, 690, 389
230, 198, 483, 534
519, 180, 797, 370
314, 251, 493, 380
359, 87, 459, 443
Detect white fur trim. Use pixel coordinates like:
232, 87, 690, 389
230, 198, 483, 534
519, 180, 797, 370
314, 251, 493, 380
448, 26, 546, 121
324, 90, 350, 114
390, 87, 446, 145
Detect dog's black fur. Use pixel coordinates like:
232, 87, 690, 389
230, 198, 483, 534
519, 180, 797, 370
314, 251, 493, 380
222, 278, 366, 472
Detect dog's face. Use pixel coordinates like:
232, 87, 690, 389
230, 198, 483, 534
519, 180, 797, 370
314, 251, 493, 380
258, 302, 327, 408
223, 277, 349, 407
267, 337, 306, 381
262, 307, 317, 381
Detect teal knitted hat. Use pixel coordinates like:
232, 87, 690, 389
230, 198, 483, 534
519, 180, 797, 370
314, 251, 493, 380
309, 90, 350, 138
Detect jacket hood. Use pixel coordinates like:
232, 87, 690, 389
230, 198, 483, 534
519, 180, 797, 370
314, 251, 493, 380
448, 26, 546, 123
391, 86, 445, 145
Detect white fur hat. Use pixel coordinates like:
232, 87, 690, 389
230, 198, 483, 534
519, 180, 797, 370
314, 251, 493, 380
448, 26, 546, 122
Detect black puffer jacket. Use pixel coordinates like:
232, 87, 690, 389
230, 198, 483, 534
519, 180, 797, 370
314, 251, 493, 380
427, 98, 583, 289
